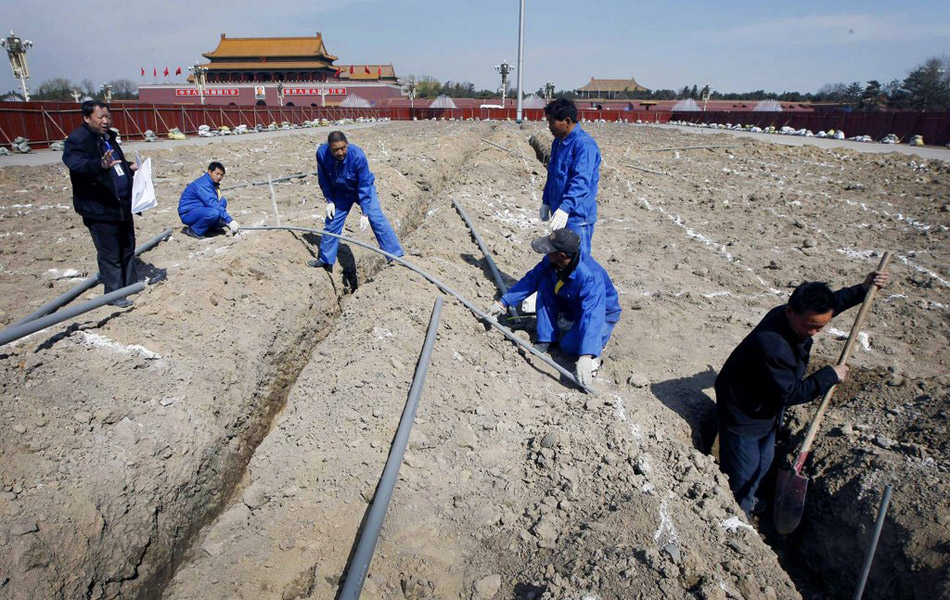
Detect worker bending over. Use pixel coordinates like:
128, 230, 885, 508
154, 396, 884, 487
487, 228, 621, 386
308, 131, 404, 269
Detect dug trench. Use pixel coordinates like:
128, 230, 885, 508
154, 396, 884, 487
0, 121, 490, 599
1, 121, 947, 600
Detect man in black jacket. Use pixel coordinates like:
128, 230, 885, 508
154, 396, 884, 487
715, 269, 888, 517
63, 101, 138, 307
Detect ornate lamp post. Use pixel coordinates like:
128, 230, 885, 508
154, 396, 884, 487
494, 60, 511, 107
2, 31, 33, 102
100, 83, 113, 103
188, 63, 208, 105
405, 76, 417, 111
544, 81, 555, 101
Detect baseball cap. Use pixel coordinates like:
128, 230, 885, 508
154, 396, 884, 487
531, 228, 580, 254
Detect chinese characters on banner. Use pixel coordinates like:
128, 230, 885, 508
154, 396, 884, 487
175, 89, 240, 97
284, 88, 347, 96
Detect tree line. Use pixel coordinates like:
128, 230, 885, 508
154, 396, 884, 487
2, 78, 138, 101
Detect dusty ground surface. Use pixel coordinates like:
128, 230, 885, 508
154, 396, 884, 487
0, 120, 947, 600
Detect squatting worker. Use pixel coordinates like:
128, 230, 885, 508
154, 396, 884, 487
715, 269, 889, 517
308, 131, 404, 269
62, 100, 139, 308
486, 228, 621, 386
539, 98, 602, 256
178, 162, 240, 238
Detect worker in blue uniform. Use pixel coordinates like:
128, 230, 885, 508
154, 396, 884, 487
486, 228, 621, 386
539, 98, 602, 256
307, 131, 404, 269
178, 162, 239, 238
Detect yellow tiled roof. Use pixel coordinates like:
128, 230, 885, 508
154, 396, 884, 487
203, 33, 339, 61
577, 77, 648, 92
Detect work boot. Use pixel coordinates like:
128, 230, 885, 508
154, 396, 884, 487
182, 226, 203, 239
750, 497, 767, 515
307, 258, 330, 270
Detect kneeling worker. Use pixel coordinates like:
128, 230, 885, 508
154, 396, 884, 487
308, 131, 404, 269
486, 228, 621, 386
715, 269, 888, 517
178, 162, 240, 238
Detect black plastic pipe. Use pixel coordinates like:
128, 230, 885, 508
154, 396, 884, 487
242, 225, 591, 393
0, 281, 146, 347
852, 484, 893, 600
339, 297, 443, 600
6, 227, 172, 330
451, 198, 519, 319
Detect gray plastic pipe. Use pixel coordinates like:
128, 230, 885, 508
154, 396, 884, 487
852, 484, 893, 600
6, 227, 172, 330
338, 297, 442, 600
0, 281, 146, 348
243, 225, 591, 393
451, 198, 519, 319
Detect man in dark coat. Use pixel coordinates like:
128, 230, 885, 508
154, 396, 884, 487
714, 269, 888, 516
63, 101, 138, 307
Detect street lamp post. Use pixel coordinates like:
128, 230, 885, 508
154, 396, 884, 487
515, 0, 525, 122
545, 81, 555, 101
276, 81, 285, 106
100, 83, 113, 103
701, 83, 713, 112
2, 31, 33, 102
495, 60, 511, 108
188, 63, 208, 105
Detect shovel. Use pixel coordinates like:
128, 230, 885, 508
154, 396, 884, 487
773, 252, 891, 535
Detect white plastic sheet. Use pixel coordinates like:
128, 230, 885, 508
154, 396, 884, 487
131, 156, 157, 213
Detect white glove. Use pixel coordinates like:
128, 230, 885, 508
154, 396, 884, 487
539, 204, 551, 221
228, 220, 240, 234
325, 203, 336, 220
360, 214, 369, 232
576, 355, 596, 386
485, 302, 505, 319
549, 209, 569, 231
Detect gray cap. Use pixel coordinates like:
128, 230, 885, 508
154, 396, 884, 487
531, 228, 580, 254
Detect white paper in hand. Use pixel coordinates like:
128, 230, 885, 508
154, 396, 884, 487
131, 156, 157, 213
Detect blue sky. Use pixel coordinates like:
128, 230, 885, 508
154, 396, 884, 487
1, 0, 947, 96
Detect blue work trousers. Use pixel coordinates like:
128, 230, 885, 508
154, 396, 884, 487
535, 281, 618, 357
568, 222, 595, 257
181, 198, 228, 236
318, 196, 404, 265
718, 425, 776, 517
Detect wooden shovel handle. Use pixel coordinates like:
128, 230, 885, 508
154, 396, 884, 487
795, 252, 891, 459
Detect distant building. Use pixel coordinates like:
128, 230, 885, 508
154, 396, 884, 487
138, 32, 403, 106
575, 77, 648, 99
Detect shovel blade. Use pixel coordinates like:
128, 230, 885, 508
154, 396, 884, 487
773, 466, 809, 535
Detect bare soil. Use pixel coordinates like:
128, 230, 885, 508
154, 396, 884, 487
0, 120, 947, 600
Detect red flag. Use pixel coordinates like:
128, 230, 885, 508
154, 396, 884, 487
153, 67, 157, 77
377, 65, 382, 77
349, 65, 354, 74
175, 66, 182, 76
163, 67, 169, 77
141, 67, 145, 77
364, 65, 371, 74
334, 67, 341, 77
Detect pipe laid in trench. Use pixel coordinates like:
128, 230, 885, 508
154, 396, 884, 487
242, 225, 591, 393
338, 296, 443, 600
5, 227, 172, 330
451, 198, 519, 320
0, 281, 147, 348
852, 484, 893, 600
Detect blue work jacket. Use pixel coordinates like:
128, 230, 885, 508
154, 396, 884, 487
542, 125, 601, 226
316, 143, 376, 209
501, 252, 621, 357
178, 173, 232, 223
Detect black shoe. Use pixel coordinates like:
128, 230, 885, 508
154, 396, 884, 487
108, 298, 134, 308
182, 226, 203, 239
750, 497, 767, 515
307, 258, 327, 269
